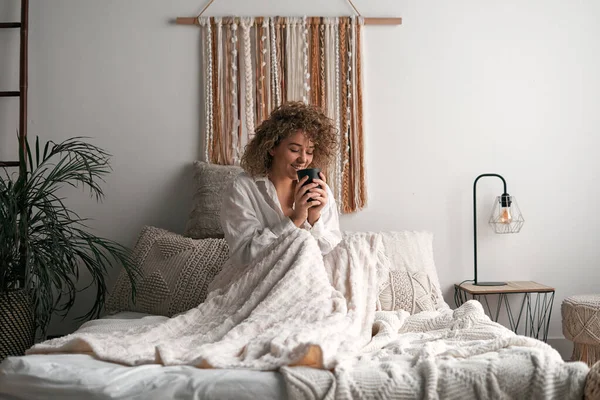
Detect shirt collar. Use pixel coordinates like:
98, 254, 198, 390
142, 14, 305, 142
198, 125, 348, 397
253, 174, 269, 183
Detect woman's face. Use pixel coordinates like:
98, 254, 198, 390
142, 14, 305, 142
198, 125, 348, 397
269, 131, 314, 181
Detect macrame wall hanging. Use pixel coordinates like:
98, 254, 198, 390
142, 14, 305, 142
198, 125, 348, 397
176, 2, 401, 213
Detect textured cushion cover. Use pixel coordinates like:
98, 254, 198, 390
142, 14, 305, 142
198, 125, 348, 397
185, 161, 243, 239
377, 268, 437, 313
105, 226, 229, 317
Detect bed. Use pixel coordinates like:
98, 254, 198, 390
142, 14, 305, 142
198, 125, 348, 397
0, 304, 593, 400
0, 312, 288, 400
0, 162, 596, 399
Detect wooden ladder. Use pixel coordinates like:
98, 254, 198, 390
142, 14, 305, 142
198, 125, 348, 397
0, 0, 28, 169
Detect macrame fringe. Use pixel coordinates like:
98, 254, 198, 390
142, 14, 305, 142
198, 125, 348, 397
241, 17, 255, 138
573, 343, 600, 366
355, 18, 366, 209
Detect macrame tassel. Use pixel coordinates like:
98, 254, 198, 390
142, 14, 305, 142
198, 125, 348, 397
284, 17, 292, 102
323, 17, 340, 209
241, 17, 255, 138
230, 19, 240, 165
277, 19, 287, 103
222, 18, 233, 164
309, 17, 320, 106
339, 18, 351, 213
199, 17, 214, 163
269, 18, 281, 107
256, 18, 270, 126
301, 16, 310, 104
334, 18, 342, 212
346, 16, 362, 212
284, 17, 302, 102
319, 21, 326, 109
211, 17, 223, 164
355, 17, 366, 210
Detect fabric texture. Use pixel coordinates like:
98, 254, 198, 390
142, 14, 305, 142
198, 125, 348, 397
562, 295, 600, 365
217, 171, 342, 270
185, 161, 243, 239
376, 268, 437, 314
105, 226, 229, 317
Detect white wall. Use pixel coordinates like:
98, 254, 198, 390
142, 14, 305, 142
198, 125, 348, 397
2, 1, 599, 355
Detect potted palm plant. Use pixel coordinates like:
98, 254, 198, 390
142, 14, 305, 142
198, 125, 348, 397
0, 136, 138, 360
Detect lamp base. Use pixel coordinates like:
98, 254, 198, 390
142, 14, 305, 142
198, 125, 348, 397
474, 281, 507, 286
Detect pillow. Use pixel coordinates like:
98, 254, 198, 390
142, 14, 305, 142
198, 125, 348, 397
105, 226, 229, 317
378, 231, 448, 310
376, 268, 437, 313
185, 161, 243, 239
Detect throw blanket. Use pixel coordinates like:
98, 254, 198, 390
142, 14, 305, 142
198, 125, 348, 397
281, 302, 589, 399
28, 229, 381, 369
28, 230, 589, 399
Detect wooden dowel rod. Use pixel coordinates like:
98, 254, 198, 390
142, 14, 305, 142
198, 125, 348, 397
363, 17, 402, 25
176, 16, 401, 25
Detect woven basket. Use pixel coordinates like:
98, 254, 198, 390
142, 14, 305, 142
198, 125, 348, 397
0, 289, 35, 361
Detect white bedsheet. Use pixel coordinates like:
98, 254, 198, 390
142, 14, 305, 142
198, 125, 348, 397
0, 312, 287, 400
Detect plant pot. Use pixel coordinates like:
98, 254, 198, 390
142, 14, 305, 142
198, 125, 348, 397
0, 289, 35, 361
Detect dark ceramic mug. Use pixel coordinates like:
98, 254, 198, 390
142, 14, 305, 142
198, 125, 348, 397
296, 168, 321, 201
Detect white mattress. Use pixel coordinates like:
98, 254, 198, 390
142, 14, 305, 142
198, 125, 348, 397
0, 312, 287, 400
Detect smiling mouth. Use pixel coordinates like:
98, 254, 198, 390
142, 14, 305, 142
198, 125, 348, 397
292, 165, 304, 171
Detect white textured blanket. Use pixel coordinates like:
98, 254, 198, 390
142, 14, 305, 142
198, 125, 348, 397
27, 230, 589, 399
28, 229, 381, 369
282, 301, 589, 399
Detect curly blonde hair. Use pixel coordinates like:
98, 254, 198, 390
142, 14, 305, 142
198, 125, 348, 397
241, 102, 338, 176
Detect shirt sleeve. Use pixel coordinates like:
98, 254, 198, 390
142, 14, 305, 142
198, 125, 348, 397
305, 184, 342, 255
220, 178, 297, 267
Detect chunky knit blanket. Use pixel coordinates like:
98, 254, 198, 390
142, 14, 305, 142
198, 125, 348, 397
281, 302, 589, 399
27, 229, 381, 369
27, 229, 589, 399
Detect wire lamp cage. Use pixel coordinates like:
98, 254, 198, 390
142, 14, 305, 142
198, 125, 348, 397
489, 193, 524, 234
473, 173, 525, 286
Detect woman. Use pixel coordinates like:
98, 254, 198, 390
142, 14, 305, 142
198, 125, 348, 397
219, 101, 341, 272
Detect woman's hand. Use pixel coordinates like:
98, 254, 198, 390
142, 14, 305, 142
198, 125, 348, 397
307, 172, 328, 226
290, 176, 320, 227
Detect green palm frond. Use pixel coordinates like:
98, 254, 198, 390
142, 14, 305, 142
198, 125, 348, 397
0, 136, 139, 335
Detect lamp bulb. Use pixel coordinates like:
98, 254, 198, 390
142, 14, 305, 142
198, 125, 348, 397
499, 207, 512, 224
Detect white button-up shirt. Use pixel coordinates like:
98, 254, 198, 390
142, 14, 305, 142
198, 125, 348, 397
220, 172, 342, 268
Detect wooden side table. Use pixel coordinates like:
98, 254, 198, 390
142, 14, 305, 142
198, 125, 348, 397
454, 281, 555, 342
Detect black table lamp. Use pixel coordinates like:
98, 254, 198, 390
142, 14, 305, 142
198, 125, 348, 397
473, 173, 524, 286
